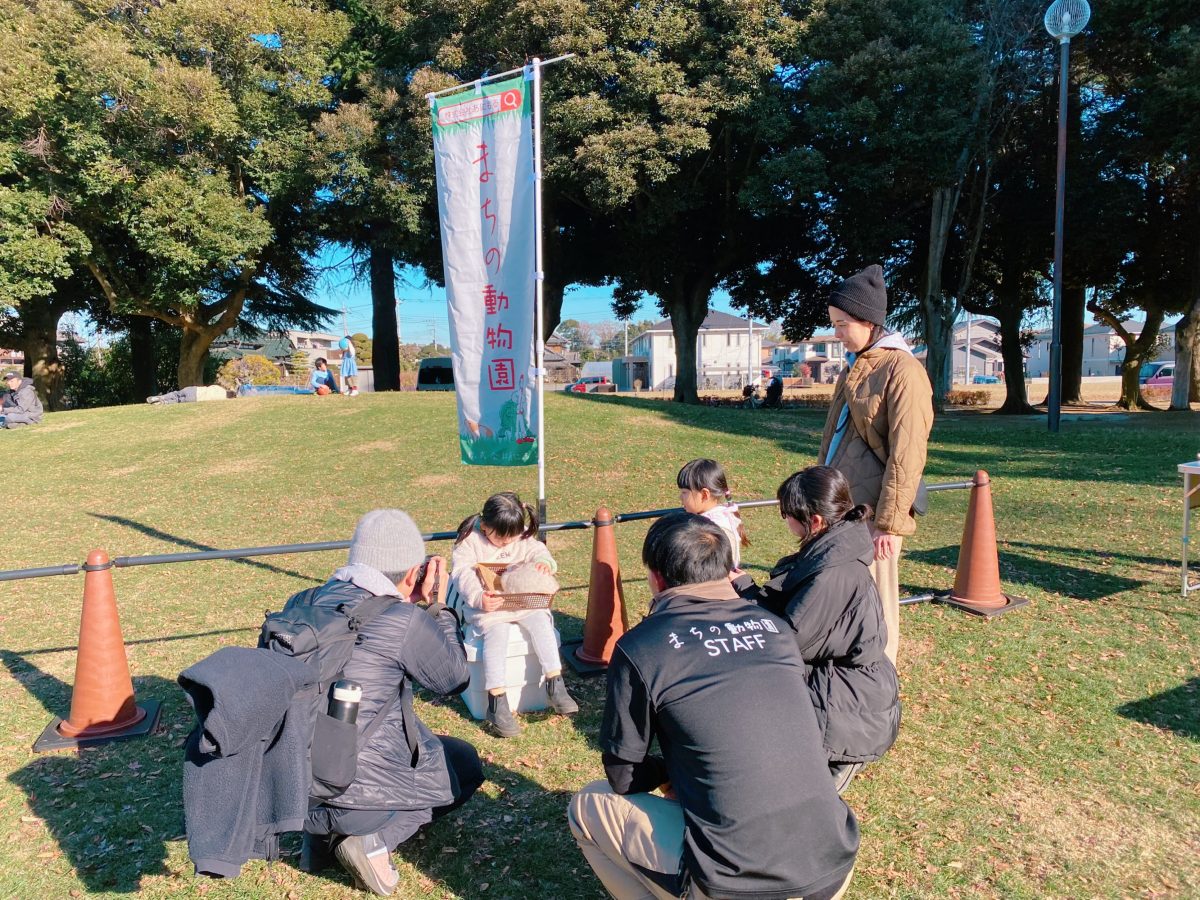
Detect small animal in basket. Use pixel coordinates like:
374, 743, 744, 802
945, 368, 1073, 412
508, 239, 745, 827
500, 561, 560, 596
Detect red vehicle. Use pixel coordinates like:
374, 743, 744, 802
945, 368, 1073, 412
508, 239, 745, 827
568, 376, 608, 393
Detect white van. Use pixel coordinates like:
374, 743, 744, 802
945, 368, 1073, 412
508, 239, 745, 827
416, 357, 455, 391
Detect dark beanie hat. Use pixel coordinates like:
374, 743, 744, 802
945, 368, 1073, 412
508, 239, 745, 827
829, 264, 887, 326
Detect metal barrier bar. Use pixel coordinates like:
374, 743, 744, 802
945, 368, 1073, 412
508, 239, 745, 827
0, 480, 976, 582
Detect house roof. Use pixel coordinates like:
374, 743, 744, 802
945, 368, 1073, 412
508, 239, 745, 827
644, 310, 768, 333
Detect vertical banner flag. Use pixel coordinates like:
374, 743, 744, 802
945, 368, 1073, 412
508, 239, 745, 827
432, 76, 536, 466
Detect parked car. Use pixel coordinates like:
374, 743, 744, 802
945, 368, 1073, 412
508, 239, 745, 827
972, 374, 1000, 384
567, 375, 609, 393
1138, 361, 1173, 384
1145, 364, 1174, 387
416, 357, 455, 391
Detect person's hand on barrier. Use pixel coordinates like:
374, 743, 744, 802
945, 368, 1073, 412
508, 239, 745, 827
874, 533, 901, 561
481, 591, 505, 613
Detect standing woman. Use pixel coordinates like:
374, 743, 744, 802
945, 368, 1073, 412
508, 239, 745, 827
819, 265, 933, 665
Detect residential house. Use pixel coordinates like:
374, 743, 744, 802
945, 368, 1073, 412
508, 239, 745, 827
770, 333, 847, 382
1025, 321, 1173, 378
544, 332, 581, 383
628, 311, 767, 389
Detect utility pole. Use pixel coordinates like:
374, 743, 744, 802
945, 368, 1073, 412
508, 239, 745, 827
624, 320, 629, 357
965, 313, 972, 384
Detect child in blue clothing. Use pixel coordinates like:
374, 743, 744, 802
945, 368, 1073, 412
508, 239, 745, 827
310, 358, 338, 394
339, 338, 359, 396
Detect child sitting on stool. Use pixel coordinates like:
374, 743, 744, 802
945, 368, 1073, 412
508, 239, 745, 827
450, 492, 578, 736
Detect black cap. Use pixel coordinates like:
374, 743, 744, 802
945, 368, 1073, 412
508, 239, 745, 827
829, 264, 888, 327
1, 371, 19, 381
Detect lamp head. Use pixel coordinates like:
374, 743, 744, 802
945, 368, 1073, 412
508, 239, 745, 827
1045, 0, 1091, 42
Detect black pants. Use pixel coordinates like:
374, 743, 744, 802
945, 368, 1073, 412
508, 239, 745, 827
306, 736, 484, 851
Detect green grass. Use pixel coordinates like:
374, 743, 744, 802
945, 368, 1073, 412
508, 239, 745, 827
0, 392, 1196, 899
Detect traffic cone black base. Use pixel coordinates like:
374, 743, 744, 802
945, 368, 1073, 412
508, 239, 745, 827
34, 699, 161, 753
934, 591, 1029, 619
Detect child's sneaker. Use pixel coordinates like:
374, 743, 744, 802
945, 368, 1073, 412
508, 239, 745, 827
350, 388, 359, 396
546, 675, 579, 715
486, 692, 521, 737
333, 832, 399, 896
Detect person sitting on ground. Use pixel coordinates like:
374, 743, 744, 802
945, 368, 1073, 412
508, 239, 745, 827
301, 510, 483, 896
733, 466, 900, 793
311, 358, 339, 395
0, 370, 43, 428
569, 512, 859, 900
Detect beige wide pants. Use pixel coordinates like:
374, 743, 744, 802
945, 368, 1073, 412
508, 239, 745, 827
867, 527, 902, 666
567, 780, 852, 900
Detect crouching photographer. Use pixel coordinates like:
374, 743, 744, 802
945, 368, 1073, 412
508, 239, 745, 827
300, 510, 482, 896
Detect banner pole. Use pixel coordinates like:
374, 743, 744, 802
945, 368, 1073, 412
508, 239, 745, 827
532, 57, 548, 536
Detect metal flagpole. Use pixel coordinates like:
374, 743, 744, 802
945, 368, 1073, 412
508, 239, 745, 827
532, 57, 548, 532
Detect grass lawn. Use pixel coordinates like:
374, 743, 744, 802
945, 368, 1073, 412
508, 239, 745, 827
0, 392, 1196, 899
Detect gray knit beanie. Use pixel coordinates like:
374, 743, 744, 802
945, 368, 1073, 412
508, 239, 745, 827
347, 509, 425, 580
829, 264, 888, 327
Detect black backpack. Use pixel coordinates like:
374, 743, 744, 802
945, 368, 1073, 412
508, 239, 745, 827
259, 584, 414, 800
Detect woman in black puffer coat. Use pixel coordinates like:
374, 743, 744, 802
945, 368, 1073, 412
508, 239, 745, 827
734, 466, 900, 790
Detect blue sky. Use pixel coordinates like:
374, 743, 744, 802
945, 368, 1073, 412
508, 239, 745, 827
311, 245, 748, 344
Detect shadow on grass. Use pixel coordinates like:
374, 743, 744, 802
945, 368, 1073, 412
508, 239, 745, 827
1117, 677, 1200, 741
2, 651, 185, 893
1003, 540, 1181, 571
395, 761, 602, 899
904, 546, 1145, 600
89, 513, 324, 583
568, 392, 1198, 488
16, 627, 256, 656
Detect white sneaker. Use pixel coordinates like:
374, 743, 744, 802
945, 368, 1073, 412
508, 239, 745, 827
350, 388, 359, 396
334, 832, 399, 896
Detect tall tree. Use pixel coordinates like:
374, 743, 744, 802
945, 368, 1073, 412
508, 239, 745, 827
2, 0, 342, 388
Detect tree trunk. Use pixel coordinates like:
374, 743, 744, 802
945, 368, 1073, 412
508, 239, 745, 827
921, 185, 960, 410
177, 329, 212, 388
1111, 310, 1164, 411
20, 300, 66, 410
370, 244, 400, 392
1172, 297, 1199, 410
128, 316, 157, 399
1060, 284, 1085, 404
669, 284, 711, 405
995, 299, 1036, 414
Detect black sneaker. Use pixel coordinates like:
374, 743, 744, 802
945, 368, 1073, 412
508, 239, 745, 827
333, 832, 399, 896
485, 692, 521, 738
546, 675, 579, 715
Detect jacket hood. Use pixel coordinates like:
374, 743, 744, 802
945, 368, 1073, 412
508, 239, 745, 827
774, 520, 874, 585
861, 331, 913, 357
332, 564, 404, 598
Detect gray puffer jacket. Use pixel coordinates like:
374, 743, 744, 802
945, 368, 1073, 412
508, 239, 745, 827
2, 377, 43, 424
735, 520, 900, 764
313, 576, 471, 811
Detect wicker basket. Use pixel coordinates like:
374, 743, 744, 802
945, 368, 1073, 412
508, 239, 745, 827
476, 562, 555, 611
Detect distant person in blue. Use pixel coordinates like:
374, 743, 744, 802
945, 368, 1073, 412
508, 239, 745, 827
311, 358, 338, 395
340, 337, 360, 396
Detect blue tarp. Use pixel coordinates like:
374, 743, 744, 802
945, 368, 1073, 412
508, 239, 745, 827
235, 384, 314, 397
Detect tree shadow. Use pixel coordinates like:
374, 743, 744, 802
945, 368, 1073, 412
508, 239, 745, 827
1117, 677, 1200, 742
393, 762, 604, 899
568, 392, 1197, 488
16, 627, 256, 656
89, 513, 324, 583
2, 651, 186, 893
903, 546, 1144, 601
1003, 540, 1180, 571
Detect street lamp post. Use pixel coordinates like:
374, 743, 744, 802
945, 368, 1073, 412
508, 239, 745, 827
1044, 0, 1090, 433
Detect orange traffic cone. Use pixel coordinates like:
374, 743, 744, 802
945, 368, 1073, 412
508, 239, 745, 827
940, 472, 1028, 618
34, 550, 161, 752
564, 507, 629, 675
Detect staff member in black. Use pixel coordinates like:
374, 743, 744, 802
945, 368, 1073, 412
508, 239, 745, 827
568, 513, 859, 900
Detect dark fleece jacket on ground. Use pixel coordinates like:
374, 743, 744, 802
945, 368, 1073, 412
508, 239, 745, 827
179, 646, 317, 877
735, 520, 900, 763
